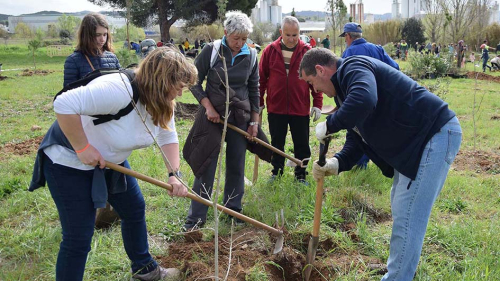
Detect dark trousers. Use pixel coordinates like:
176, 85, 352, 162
43, 156, 156, 281
483, 57, 491, 72
268, 113, 310, 179
186, 125, 247, 223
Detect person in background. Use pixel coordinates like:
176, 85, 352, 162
481, 42, 492, 72
63, 12, 122, 228
339, 21, 399, 169
31, 46, 197, 281
64, 13, 120, 86
309, 35, 317, 48
300, 48, 461, 281
183, 11, 260, 230
131, 41, 141, 54
491, 55, 500, 70
178, 44, 185, 55
400, 39, 408, 60
321, 34, 331, 49
418, 42, 425, 54
259, 16, 322, 184
184, 38, 190, 50
194, 39, 200, 49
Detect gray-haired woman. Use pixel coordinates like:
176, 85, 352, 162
182, 10, 260, 230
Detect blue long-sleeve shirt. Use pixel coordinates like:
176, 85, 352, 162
327, 56, 455, 179
342, 38, 399, 70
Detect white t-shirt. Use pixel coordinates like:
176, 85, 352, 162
44, 73, 178, 170
491, 57, 500, 64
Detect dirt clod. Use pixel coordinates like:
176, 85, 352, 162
466, 71, 500, 83
175, 102, 199, 120
0, 136, 43, 157
453, 149, 500, 174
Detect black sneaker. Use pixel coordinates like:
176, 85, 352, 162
182, 219, 205, 231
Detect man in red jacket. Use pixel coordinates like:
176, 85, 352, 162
259, 16, 323, 183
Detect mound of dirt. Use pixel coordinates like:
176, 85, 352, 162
453, 149, 500, 174
19, 69, 54, 76
0, 136, 43, 157
466, 71, 500, 83
175, 102, 199, 120
156, 227, 384, 281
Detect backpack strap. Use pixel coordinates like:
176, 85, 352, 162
248, 46, 257, 77
91, 69, 139, 126
210, 39, 222, 68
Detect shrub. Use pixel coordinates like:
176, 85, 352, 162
408, 53, 451, 79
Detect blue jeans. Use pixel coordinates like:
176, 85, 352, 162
43, 157, 157, 281
382, 117, 461, 281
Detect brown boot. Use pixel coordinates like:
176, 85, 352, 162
95, 202, 120, 229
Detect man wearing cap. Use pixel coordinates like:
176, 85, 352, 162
259, 16, 323, 184
299, 48, 461, 281
340, 22, 399, 70
340, 22, 400, 169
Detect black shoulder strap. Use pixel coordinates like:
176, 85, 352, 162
91, 69, 140, 125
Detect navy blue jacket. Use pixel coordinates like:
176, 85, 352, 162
63, 51, 121, 86
327, 56, 455, 179
342, 38, 399, 70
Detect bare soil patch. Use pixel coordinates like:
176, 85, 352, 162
19, 69, 54, 76
453, 149, 500, 174
466, 71, 500, 83
0, 76, 9, 81
175, 102, 199, 120
157, 227, 385, 281
0, 136, 43, 157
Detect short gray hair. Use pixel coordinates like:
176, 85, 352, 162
224, 11, 253, 35
282, 16, 300, 29
299, 48, 339, 77
347, 32, 362, 40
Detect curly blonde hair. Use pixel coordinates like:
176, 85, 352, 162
135, 46, 198, 129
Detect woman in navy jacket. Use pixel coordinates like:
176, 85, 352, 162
63, 13, 120, 87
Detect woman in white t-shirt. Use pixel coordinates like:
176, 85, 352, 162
30, 46, 197, 281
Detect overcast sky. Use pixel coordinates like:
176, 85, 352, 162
2, 0, 393, 17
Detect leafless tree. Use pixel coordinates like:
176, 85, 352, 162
422, 0, 446, 43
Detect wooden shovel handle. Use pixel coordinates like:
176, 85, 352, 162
312, 138, 331, 237
105, 161, 282, 236
222, 121, 303, 167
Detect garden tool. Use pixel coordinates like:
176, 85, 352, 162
304, 137, 331, 281
252, 112, 263, 183
320, 105, 337, 115
105, 161, 284, 254
220, 120, 305, 168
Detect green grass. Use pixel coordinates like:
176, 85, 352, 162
1, 45, 499, 280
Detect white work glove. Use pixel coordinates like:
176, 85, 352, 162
259, 105, 265, 115
315, 121, 333, 144
312, 157, 339, 181
310, 107, 321, 122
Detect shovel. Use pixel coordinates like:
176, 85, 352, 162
304, 137, 331, 281
105, 161, 284, 254
220, 120, 304, 167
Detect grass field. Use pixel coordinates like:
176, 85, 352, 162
0, 45, 499, 280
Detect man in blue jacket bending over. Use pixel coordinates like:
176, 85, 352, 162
299, 48, 462, 281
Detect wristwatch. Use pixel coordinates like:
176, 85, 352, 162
168, 171, 182, 178
249, 121, 259, 126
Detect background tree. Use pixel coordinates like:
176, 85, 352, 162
57, 14, 81, 38
326, 0, 348, 52
401, 18, 426, 47
28, 29, 44, 70
442, 0, 477, 43
422, 0, 445, 43
14, 22, 33, 40
363, 20, 401, 46
466, 0, 493, 50
114, 24, 146, 42
89, 0, 257, 42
